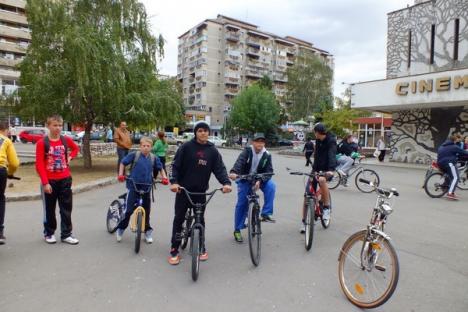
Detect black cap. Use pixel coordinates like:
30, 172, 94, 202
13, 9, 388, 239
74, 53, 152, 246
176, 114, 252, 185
253, 132, 266, 141
313, 123, 327, 134
194, 121, 210, 134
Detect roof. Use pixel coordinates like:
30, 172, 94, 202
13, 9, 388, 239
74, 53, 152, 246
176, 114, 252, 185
353, 117, 393, 127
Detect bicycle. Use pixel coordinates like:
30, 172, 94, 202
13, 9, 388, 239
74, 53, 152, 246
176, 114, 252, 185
235, 172, 275, 266
287, 169, 331, 251
338, 178, 400, 309
178, 186, 222, 281
423, 161, 468, 198
106, 178, 155, 254
328, 157, 380, 193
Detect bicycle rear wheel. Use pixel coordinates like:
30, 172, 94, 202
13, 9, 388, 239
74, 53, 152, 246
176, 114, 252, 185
134, 210, 143, 254
424, 172, 448, 198
355, 169, 380, 193
457, 170, 468, 190
248, 202, 262, 266
106, 200, 122, 233
327, 171, 341, 189
191, 227, 201, 281
304, 199, 315, 251
338, 230, 399, 309
181, 216, 193, 250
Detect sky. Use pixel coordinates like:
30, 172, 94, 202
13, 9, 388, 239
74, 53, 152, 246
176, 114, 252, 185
140, 0, 413, 98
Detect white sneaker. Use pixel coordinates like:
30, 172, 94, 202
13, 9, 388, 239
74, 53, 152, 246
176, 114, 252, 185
145, 232, 153, 244
116, 229, 124, 242
338, 169, 346, 177
300, 222, 306, 234
62, 236, 79, 245
322, 208, 331, 222
45, 234, 57, 244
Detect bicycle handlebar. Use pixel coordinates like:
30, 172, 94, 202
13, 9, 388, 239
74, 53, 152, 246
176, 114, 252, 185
178, 186, 223, 208
358, 178, 400, 197
7, 175, 20, 180
237, 172, 275, 181
287, 168, 327, 178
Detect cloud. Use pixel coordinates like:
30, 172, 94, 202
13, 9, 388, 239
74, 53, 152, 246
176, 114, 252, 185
140, 0, 412, 97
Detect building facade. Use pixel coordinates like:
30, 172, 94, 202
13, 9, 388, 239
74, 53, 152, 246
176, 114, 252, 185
177, 14, 334, 135
353, 0, 468, 163
0, 0, 28, 123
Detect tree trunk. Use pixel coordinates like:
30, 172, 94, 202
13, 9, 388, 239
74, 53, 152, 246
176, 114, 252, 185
82, 122, 93, 169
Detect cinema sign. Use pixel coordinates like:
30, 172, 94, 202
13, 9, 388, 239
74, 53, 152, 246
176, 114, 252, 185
395, 75, 468, 95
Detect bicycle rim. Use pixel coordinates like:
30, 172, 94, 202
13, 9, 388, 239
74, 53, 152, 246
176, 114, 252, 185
248, 203, 261, 266
457, 171, 468, 190
355, 169, 380, 193
106, 200, 121, 233
305, 199, 314, 251
191, 228, 201, 281
424, 172, 447, 198
338, 230, 399, 309
328, 171, 341, 189
134, 211, 142, 254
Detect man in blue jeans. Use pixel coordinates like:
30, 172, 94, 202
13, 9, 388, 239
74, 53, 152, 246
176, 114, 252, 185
229, 133, 276, 243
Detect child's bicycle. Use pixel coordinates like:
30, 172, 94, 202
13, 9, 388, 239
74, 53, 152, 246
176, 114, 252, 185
106, 177, 156, 253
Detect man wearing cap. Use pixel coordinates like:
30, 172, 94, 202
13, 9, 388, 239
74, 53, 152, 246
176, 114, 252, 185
167, 121, 232, 265
229, 133, 276, 243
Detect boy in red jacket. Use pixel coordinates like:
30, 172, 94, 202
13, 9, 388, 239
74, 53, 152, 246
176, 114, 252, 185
36, 115, 80, 244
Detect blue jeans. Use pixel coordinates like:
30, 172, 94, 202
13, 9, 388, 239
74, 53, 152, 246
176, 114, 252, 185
234, 179, 276, 231
117, 147, 129, 172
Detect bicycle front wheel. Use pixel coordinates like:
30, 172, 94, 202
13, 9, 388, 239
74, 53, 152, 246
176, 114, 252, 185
248, 203, 262, 266
355, 169, 380, 193
424, 172, 448, 198
191, 227, 201, 281
134, 210, 143, 254
327, 171, 341, 189
338, 230, 399, 309
304, 199, 315, 251
106, 200, 122, 233
457, 170, 468, 190
181, 216, 193, 250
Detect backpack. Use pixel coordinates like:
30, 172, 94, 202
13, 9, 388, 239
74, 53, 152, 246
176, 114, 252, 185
130, 151, 156, 177
44, 135, 68, 163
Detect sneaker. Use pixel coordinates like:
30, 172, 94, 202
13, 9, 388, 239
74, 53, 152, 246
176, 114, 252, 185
62, 236, 79, 245
145, 232, 153, 244
322, 208, 331, 222
446, 193, 459, 201
233, 231, 243, 243
0, 232, 5, 245
261, 214, 276, 223
116, 229, 124, 242
45, 234, 57, 244
199, 251, 209, 261
300, 221, 306, 234
338, 169, 346, 177
168, 248, 180, 265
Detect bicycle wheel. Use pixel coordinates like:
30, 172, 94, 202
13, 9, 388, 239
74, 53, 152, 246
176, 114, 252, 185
328, 171, 341, 189
181, 216, 193, 250
106, 200, 122, 233
424, 172, 448, 198
355, 169, 380, 193
320, 192, 331, 229
248, 203, 262, 266
134, 210, 143, 254
338, 230, 399, 309
457, 170, 468, 190
191, 227, 201, 281
304, 198, 315, 251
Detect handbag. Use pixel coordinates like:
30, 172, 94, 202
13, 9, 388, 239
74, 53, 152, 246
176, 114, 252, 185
373, 149, 381, 158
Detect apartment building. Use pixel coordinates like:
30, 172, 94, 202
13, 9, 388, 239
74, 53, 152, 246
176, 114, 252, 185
177, 14, 334, 135
0, 0, 28, 122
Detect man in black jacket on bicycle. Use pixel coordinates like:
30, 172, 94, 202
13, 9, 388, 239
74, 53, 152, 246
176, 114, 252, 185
168, 122, 232, 265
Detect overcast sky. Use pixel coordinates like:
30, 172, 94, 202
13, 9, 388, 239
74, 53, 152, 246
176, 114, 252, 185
140, 0, 412, 98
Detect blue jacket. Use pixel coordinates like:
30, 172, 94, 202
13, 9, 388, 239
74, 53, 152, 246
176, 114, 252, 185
122, 152, 162, 191
437, 140, 468, 166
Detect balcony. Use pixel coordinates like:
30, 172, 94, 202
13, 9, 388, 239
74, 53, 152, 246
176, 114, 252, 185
0, 26, 30, 40
225, 77, 240, 84
246, 47, 260, 57
245, 69, 262, 79
0, 41, 26, 54
246, 37, 261, 48
225, 87, 239, 95
225, 32, 240, 42
273, 74, 287, 82
0, 57, 21, 67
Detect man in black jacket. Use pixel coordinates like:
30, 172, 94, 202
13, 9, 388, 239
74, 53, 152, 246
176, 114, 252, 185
168, 122, 232, 265
229, 133, 276, 243
303, 138, 315, 167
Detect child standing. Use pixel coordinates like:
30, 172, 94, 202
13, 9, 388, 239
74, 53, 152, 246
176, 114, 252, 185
36, 115, 80, 244
117, 137, 168, 243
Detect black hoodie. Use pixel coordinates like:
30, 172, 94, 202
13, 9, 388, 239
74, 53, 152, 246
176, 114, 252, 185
170, 138, 231, 192
313, 133, 337, 172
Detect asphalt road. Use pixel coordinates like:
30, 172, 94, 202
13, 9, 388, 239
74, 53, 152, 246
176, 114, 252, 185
1, 149, 467, 312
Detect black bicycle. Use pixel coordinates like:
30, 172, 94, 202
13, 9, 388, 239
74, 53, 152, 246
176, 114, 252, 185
178, 187, 222, 281
236, 172, 275, 266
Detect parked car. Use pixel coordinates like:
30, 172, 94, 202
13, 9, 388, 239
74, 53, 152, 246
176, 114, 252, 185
208, 136, 227, 147
75, 130, 104, 142
19, 129, 46, 144
131, 132, 157, 145
277, 139, 294, 147
176, 133, 194, 146
61, 131, 74, 138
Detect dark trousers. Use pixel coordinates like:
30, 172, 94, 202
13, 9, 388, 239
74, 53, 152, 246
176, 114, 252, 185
0, 167, 7, 232
158, 156, 166, 175
41, 177, 73, 239
117, 147, 129, 172
305, 152, 313, 166
117, 189, 152, 232
171, 192, 206, 250
378, 150, 386, 162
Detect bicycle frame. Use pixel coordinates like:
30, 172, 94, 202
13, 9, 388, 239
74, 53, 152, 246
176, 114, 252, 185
125, 178, 153, 232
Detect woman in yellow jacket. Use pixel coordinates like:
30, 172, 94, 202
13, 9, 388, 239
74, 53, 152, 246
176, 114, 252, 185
0, 121, 20, 244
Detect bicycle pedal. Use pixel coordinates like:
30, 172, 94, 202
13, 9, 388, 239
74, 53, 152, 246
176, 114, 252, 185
375, 265, 386, 272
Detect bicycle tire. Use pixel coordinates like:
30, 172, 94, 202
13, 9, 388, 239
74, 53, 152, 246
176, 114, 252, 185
191, 227, 201, 281
134, 210, 142, 254
457, 170, 468, 190
181, 216, 193, 250
106, 200, 122, 233
320, 191, 331, 229
327, 171, 341, 189
423, 172, 448, 198
304, 198, 314, 251
338, 230, 399, 309
355, 169, 380, 193
248, 202, 262, 266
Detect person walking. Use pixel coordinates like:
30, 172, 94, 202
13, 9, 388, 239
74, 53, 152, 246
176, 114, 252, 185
376, 136, 386, 162
106, 127, 113, 143
114, 121, 132, 171
303, 137, 315, 167
152, 131, 168, 176
8, 125, 17, 143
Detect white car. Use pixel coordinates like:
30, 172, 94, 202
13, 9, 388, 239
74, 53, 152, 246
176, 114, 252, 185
208, 136, 227, 147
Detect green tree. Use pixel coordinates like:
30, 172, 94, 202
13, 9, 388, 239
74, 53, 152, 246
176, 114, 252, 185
229, 84, 280, 135
17, 0, 178, 168
257, 75, 273, 90
319, 106, 370, 138
286, 51, 333, 120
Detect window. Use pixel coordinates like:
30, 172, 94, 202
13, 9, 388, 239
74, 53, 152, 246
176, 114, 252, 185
430, 24, 435, 64
454, 18, 459, 61
407, 30, 412, 68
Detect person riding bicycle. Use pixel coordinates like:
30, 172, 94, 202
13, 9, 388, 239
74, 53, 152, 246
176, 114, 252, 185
300, 123, 336, 232
437, 132, 468, 201
336, 134, 356, 186
168, 122, 232, 265
229, 133, 276, 243
116, 137, 169, 243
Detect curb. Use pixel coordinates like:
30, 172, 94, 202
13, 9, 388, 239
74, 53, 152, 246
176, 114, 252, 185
6, 176, 118, 202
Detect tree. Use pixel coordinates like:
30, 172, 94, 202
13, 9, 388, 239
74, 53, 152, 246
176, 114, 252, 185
229, 84, 280, 135
17, 0, 179, 168
257, 75, 273, 90
319, 107, 370, 138
286, 52, 333, 120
